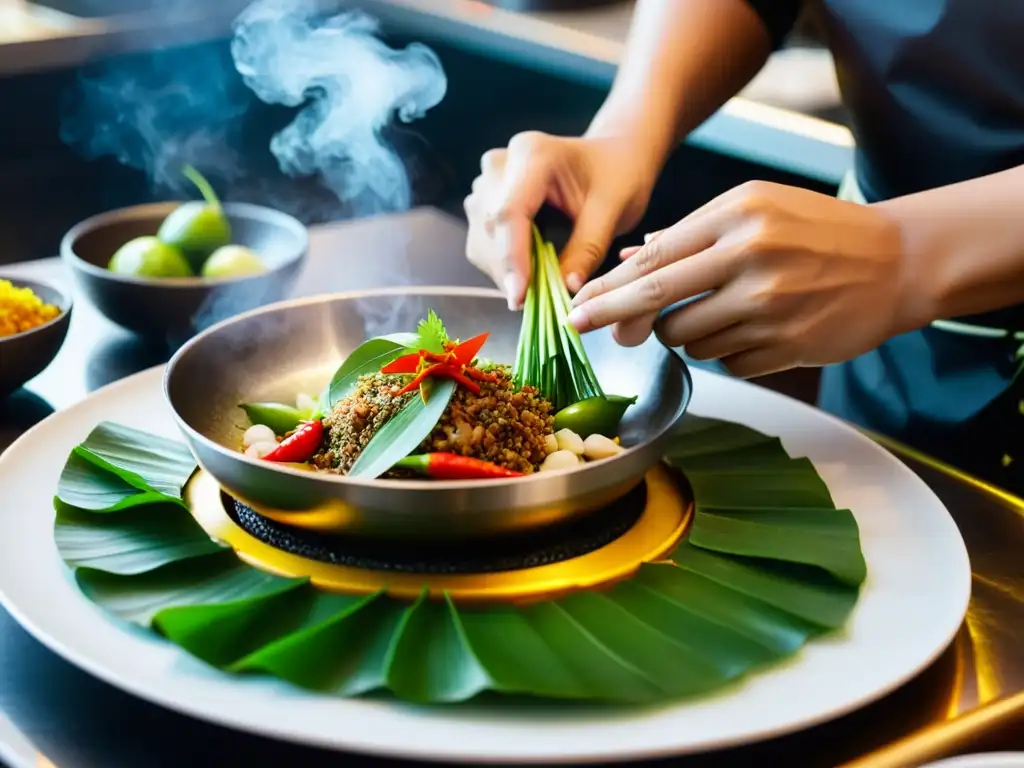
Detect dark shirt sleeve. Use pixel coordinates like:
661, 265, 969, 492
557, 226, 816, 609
742, 0, 804, 50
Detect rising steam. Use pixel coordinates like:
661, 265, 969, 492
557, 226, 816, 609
232, 0, 447, 213
59, 0, 447, 216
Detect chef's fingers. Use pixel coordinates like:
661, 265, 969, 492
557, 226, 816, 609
560, 195, 622, 293
719, 345, 794, 379
486, 133, 556, 309
571, 205, 732, 307
611, 312, 661, 348
568, 242, 734, 333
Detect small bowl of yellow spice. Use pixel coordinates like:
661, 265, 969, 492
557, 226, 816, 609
0, 276, 72, 397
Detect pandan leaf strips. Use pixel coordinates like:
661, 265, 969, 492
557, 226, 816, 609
514, 226, 603, 411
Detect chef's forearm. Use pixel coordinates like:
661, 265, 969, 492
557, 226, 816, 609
585, 0, 781, 189
877, 165, 1024, 326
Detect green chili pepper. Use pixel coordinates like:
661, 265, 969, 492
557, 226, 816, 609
553, 394, 638, 437
240, 401, 309, 436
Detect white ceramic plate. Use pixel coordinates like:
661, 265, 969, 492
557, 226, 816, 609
923, 754, 1024, 768
0, 366, 971, 764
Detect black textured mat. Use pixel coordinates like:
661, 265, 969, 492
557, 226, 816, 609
228, 484, 648, 574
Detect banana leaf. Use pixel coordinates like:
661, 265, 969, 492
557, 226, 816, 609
346, 378, 457, 479
57, 423, 196, 511
52, 413, 867, 705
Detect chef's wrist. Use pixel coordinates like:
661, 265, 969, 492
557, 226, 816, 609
872, 200, 948, 331
584, 108, 671, 195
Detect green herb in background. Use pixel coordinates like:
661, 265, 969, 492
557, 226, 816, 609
514, 226, 604, 411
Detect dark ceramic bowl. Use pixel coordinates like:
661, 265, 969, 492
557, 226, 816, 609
61, 202, 308, 345
0, 276, 72, 397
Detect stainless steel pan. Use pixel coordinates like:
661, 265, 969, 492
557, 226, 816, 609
164, 287, 692, 540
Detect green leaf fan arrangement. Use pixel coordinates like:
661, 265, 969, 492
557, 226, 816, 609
54, 414, 867, 705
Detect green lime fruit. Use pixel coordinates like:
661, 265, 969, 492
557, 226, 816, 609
156, 165, 232, 271
108, 236, 193, 278
201, 245, 267, 278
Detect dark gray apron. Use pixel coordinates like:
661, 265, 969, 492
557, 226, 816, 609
813, 0, 1024, 493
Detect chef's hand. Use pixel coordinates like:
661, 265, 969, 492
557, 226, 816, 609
464, 132, 654, 309
567, 181, 920, 378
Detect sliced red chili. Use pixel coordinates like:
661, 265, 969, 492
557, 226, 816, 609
383, 333, 491, 397
449, 333, 489, 367
462, 366, 498, 383
396, 362, 445, 396
380, 352, 421, 374
419, 349, 451, 364
262, 420, 324, 463
431, 365, 481, 395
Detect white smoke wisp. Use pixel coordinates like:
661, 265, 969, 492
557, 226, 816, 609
59, 46, 249, 195
230, 0, 448, 215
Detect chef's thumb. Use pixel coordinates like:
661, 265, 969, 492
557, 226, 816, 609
560, 197, 619, 293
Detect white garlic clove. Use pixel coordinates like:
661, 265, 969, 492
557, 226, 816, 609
543, 433, 559, 455
583, 433, 625, 461
296, 392, 317, 415
554, 428, 585, 455
245, 441, 279, 459
243, 424, 277, 447
540, 449, 581, 472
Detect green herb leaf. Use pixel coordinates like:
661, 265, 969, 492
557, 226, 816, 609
325, 337, 412, 409
346, 378, 457, 478
415, 309, 449, 355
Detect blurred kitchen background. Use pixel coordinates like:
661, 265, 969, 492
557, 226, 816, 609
0, 0, 848, 266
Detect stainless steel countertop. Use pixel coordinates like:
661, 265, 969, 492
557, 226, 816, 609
2, 0, 853, 185
1, 208, 1024, 767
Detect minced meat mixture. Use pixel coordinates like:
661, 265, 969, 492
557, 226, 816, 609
311, 366, 554, 475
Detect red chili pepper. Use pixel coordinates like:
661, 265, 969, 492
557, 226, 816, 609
383, 333, 492, 397
381, 352, 421, 375
449, 333, 489, 367
462, 366, 498, 383
262, 420, 324, 463
393, 453, 523, 479
431, 365, 481, 395
397, 362, 444, 395
419, 349, 451, 364
397, 363, 482, 396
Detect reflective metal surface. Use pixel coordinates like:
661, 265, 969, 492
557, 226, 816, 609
164, 286, 692, 539
61, 201, 308, 344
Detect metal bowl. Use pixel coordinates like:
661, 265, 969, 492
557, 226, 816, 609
61, 202, 308, 344
165, 287, 692, 540
0, 276, 72, 398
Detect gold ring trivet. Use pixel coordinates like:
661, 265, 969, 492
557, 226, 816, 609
184, 465, 692, 604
